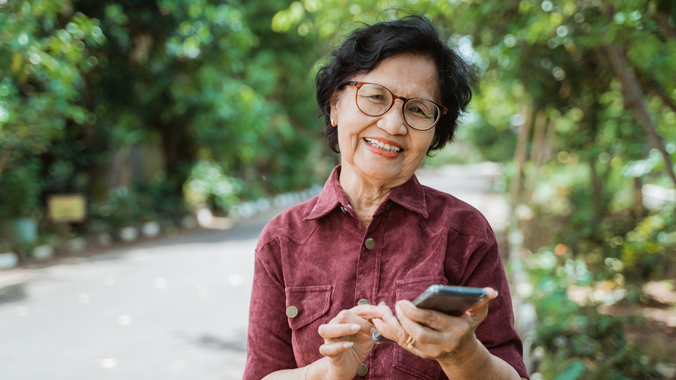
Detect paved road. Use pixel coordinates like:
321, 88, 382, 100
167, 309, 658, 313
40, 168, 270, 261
0, 164, 504, 380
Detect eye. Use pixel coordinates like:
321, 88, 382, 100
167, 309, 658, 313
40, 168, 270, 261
357, 84, 390, 103
407, 105, 433, 119
359, 92, 387, 102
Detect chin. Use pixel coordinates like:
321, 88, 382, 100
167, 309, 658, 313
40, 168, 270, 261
358, 162, 404, 182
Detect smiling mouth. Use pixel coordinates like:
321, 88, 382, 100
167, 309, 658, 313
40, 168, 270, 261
364, 138, 402, 153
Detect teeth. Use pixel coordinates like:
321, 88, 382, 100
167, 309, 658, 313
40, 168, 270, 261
365, 138, 401, 153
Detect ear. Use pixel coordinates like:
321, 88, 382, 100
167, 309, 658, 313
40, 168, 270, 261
329, 91, 341, 127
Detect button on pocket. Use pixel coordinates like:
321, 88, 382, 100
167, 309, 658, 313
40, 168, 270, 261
285, 285, 333, 330
286, 306, 299, 318
393, 276, 449, 380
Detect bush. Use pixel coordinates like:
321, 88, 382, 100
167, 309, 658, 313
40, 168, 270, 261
0, 161, 42, 219
523, 249, 665, 379
182, 161, 241, 214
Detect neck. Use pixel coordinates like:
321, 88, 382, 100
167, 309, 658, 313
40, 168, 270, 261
338, 165, 402, 228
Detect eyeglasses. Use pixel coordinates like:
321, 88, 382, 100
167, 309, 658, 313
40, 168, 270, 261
343, 81, 447, 131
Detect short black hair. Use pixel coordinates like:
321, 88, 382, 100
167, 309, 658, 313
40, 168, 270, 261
315, 15, 475, 153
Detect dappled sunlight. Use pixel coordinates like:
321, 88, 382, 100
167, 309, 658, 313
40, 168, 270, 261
1, 0, 675, 378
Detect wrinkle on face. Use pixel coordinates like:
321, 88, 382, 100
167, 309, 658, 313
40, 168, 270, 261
329, 53, 440, 224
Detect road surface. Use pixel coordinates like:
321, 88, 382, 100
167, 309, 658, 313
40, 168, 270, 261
0, 163, 505, 380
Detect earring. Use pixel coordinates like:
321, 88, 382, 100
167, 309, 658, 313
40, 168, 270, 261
331, 119, 336, 127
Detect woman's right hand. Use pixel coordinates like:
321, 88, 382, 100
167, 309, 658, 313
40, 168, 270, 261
316, 308, 376, 380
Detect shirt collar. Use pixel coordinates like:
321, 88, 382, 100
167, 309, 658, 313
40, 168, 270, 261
305, 165, 429, 220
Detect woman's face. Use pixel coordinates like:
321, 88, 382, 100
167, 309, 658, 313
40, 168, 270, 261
330, 53, 439, 188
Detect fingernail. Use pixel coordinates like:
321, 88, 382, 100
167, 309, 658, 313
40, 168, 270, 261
370, 327, 377, 334
344, 342, 354, 348
351, 324, 360, 331
378, 302, 386, 307
495, 290, 499, 297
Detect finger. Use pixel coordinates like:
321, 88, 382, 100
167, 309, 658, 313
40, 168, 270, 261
352, 304, 393, 320
352, 304, 399, 335
319, 341, 354, 357
362, 304, 410, 343
329, 309, 357, 324
396, 300, 453, 331
396, 302, 446, 346
465, 287, 498, 322
328, 310, 375, 335
318, 323, 361, 340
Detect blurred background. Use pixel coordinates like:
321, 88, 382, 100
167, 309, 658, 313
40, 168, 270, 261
1, 0, 675, 379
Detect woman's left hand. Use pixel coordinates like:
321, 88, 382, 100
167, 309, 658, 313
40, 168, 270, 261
354, 288, 498, 365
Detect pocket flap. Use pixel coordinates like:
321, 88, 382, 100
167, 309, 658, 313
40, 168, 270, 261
285, 285, 333, 330
395, 276, 449, 303
393, 277, 448, 380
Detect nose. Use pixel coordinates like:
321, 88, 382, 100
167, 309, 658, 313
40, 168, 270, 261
377, 99, 408, 135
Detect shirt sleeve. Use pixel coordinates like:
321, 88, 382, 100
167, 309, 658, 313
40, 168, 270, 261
242, 237, 297, 380
454, 225, 529, 379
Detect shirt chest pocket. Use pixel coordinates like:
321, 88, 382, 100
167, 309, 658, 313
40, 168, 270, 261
393, 276, 449, 380
285, 285, 333, 366
285, 285, 333, 330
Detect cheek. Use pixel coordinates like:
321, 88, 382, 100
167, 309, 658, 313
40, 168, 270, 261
412, 133, 435, 156
336, 124, 359, 155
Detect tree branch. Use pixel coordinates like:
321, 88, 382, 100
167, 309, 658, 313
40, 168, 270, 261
525, 110, 547, 206
656, 13, 676, 40
0, 143, 14, 179
603, 44, 676, 188
633, 69, 676, 114
510, 104, 533, 208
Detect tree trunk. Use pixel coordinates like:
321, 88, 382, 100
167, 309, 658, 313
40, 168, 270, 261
0, 141, 14, 179
633, 176, 645, 220
656, 13, 676, 40
525, 110, 547, 205
510, 104, 533, 209
634, 69, 676, 114
603, 44, 676, 189
153, 118, 195, 195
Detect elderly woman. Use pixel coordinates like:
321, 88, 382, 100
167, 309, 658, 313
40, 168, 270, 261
243, 16, 528, 380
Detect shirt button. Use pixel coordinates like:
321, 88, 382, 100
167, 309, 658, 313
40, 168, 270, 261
364, 238, 375, 250
340, 205, 349, 215
286, 306, 298, 318
357, 363, 368, 376
357, 299, 369, 306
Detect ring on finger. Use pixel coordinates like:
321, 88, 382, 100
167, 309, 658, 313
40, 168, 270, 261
405, 335, 416, 349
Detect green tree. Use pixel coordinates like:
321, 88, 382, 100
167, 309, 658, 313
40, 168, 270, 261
0, 0, 100, 217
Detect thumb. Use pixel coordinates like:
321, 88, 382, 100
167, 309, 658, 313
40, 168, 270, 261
465, 287, 498, 322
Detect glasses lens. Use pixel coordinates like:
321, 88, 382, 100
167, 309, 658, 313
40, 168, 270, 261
404, 99, 439, 130
356, 84, 393, 116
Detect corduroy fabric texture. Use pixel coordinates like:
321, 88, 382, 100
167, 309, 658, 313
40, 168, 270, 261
243, 166, 528, 380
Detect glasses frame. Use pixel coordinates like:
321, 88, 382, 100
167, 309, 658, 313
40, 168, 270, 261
343, 81, 448, 131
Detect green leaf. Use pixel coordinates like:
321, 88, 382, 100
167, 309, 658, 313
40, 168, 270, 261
554, 360, 586, 380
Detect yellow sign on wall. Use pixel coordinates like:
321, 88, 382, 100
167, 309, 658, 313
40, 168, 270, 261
48, 194, 86, 222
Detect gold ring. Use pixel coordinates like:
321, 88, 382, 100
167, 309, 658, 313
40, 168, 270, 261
405, 335, 415, 349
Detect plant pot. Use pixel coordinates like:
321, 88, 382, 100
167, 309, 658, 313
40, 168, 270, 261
0, 218, 38, 244
66, 237, 87, 252
96, 232, 112, 246
33, 245, 55, 261
0, 252, 19, 269
142, 221, 160, 237
119, 226, 139, 242
181, 215, 197, 229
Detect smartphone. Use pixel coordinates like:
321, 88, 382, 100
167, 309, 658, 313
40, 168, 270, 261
372, 285, 488, 343
413, 285, 488, 317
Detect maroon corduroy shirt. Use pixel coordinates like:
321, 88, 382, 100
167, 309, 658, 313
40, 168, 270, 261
243, 166, 528, 380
